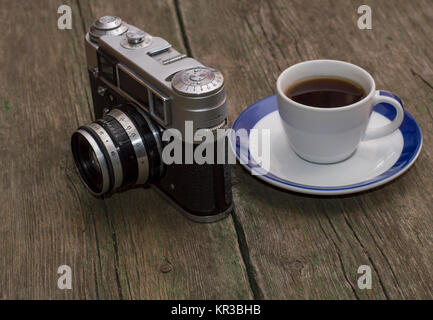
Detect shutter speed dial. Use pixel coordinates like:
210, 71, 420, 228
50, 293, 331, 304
172, 67, 224, 96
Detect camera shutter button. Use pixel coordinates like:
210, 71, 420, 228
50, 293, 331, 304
126, 31, 146, 44
121, 30, 152, 49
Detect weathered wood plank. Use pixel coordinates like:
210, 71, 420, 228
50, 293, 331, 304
179, 0, 433, 299
0, 0, 252, 299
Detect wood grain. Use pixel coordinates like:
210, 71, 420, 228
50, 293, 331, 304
1, 0, 432, 300
0, 0, 252, 299
179, 0, 433, 299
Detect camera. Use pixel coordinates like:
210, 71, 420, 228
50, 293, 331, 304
71, 16, 233, 222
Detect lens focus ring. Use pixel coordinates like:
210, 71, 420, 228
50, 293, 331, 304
108, 109, 149, 185
72, 129, 110, 195
85, 122, 123, 191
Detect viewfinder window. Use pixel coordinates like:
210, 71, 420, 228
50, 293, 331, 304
118, 68, 150, 108
97, 50, 117, 85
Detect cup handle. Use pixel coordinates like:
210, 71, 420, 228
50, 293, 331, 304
363, 90, 404, 140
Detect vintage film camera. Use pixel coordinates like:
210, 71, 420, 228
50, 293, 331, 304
70, 16, 232, 222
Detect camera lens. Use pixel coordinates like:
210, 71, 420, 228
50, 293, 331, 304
71, 104, 163, 196
71, 131, 109, 194
80, 140, 102, 187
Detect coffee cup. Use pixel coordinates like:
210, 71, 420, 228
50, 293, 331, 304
276, 59, 404, 164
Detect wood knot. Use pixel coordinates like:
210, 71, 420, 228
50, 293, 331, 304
160, 263, 172, 273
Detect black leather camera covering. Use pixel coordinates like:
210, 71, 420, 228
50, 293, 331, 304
156, 141, 233, 217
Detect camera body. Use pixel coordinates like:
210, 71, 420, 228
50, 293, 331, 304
72, 16, 232, 222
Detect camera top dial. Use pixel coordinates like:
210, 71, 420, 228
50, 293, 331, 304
89, 16, 128, 42
171, 67, 224, 96
121, 30, 153, 49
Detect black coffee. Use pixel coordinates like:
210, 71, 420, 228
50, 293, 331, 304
285, 77, 366, 108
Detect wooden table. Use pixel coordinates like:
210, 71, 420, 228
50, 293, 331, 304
0, 0, 432, 299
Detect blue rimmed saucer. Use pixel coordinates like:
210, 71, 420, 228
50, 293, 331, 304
230, 94, 422, 195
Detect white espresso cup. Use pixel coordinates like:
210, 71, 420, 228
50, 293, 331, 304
276, 59, 404, 164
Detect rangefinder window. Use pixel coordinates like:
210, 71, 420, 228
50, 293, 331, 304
117, 66, 150, 108
152, 93, 165, 122
97, 50, 117, 85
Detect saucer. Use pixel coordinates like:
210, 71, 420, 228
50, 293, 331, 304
230, 94, 422, 195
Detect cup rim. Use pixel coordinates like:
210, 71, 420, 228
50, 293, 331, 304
276, 59, 376, 112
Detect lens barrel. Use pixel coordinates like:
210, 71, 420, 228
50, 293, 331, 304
71, 104, 163, 196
